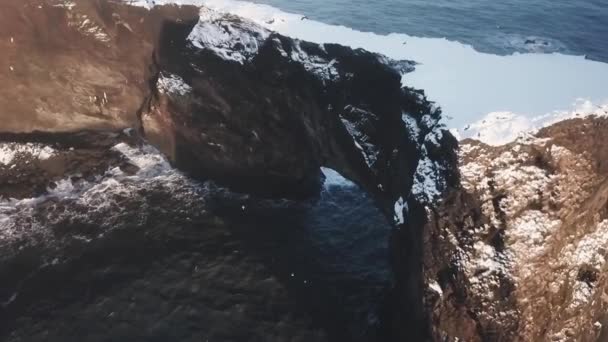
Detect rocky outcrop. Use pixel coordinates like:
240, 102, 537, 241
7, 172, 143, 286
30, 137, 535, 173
0, 1, 457, 341
0, 0, 199, 132
140, 6, 458, 340
424, 116, 608, 341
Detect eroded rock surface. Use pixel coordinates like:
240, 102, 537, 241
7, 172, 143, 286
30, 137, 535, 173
425, 116, 608, 341
0, 0, 199, 132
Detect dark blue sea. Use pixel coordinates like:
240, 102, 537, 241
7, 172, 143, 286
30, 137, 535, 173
248, 0, 608, 62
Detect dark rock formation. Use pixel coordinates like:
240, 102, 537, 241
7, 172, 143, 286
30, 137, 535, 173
140, 7, 457, 340
143, 9, 421, 200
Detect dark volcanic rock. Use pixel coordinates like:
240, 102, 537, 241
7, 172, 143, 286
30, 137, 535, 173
143, 11, 423, 200
140, 5, 455, 206
141, 8, 457, 340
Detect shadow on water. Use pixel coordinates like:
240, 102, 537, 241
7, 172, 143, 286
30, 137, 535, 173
1, 176, 392, 342
210, 180, 392, 342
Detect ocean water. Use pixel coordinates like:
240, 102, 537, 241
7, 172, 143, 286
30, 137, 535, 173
245, 0, 608, 62
1, 144, 389, 341
216, 171, 391, 341
200, 0, 608, 143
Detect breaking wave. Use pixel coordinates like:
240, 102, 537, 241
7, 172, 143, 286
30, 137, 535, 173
0, 143, 205, 249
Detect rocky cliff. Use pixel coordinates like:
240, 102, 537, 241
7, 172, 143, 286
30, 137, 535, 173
424, 116, 608, 341
0, 1, 457, 341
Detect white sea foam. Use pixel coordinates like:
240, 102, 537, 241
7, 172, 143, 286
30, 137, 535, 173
124, 0, 608, 146
0, 143, 56, 166
0, 143, 198, 245
466, 101, 608, 145
321, 167, 355, 188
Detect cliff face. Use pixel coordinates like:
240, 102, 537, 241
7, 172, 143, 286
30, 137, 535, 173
0, 0, 201, 132
0, 1, 457, 341
143, 8, 422, 199
425, 116, 608, 341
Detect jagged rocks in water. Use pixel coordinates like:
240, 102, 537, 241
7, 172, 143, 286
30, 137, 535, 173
424, 116, 608, 341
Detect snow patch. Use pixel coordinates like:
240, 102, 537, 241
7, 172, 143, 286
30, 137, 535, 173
340, 107, 380, 168
393, 197, 407, 225
157, 72, 193, 96
466, 101, 608, 146
563, 220, 608, 309
188, 7, 270, 64
402, 113, 420, 142
411, 148, 444, 204
289, 40, 339, 81
428, 281, 443, 296
67, 13, 111, 44
53, 1, 76, 10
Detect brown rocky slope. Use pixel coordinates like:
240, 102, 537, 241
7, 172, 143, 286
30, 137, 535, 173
1, 1, 455, 341
425, 116, 608, 341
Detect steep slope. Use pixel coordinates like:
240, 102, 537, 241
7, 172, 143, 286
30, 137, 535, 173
425, 116, 608, 341
0, 0, 199, 132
